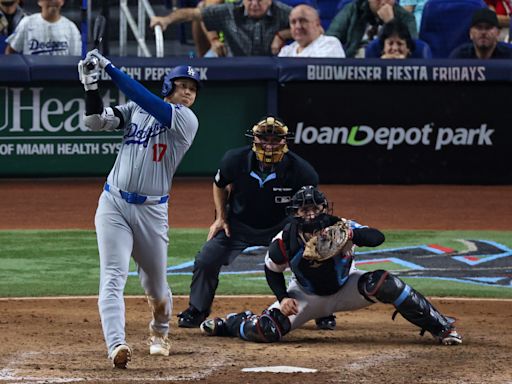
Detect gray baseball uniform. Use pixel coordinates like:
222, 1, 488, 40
95, 101, 198, 355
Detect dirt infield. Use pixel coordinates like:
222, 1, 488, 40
0, 179, 511, 383
0, 297, 511, 383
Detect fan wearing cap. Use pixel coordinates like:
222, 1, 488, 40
450, 7, 512, 58
177, 116, 319, 329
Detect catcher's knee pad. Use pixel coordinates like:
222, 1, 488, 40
238, 308, 291, 343
357, 270, 407, 304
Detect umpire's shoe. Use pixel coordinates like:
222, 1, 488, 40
315, 314, 336, 330
109, 344, 132, 369
177, 306, 209, 328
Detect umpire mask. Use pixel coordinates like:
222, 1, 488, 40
245, 116, 291, 164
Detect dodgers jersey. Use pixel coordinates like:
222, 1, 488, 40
7, 13, 81, 55
107, 101, 198, 196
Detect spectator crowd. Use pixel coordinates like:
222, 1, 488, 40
2, 0, 512, 60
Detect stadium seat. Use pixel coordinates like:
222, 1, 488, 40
0, 35, 6, 55
317, 0, 343, 30
365, 38, 433, 58
280, 0, 318, 7
419, 0, 487, 58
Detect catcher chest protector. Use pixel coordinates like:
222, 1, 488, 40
245, 116, 290, 164
161, 65, 201, 97
358, 270, 455, 338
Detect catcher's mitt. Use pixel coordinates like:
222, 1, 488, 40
302, 219, 353, 262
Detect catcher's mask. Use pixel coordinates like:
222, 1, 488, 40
161, 65, 202, 97
245, 116, 291, 164
287, 186, 331, 232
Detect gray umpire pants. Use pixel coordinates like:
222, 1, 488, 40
189, 231, 252, 313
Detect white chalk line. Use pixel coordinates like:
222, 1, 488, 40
343, 351, 410, 371
0, 350, 228, 383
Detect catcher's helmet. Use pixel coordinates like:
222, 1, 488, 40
245, 116, 292, 164
161, 65, 201, 97
287, 186, 328, 214
287, 186, 331, 232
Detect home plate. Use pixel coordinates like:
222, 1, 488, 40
242, 366, 317, 373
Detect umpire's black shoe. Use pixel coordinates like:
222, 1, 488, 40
315, 314, 336, 330
177, 306, 209, 328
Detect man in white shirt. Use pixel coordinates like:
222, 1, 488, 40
278, 4, 345, 57
5, 0, 81, 55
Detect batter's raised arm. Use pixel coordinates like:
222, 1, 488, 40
150, 8, 202, 31
85, 49, 174, 127
78, 57, 123, 132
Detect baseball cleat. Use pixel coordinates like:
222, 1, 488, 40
109, 344, 132, 369
149, 335, 171, 356
200, 317, 225, 336
177, 306, 209, 328
436, 321, 462, 345
438, 328, 463, 345
315, 314, 336, 330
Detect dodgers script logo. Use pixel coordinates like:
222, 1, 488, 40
124, 122, 170, 147
29, 39, 69, 54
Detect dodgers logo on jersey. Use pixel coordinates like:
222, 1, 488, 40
29, 39, 69, 54
124, 122, 170, 147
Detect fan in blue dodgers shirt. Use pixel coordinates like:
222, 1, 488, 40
199, 186, 463, 346
78, 49, 202, 369
5, 0, 80, 55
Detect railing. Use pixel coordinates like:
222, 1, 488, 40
119, 0, 164, 57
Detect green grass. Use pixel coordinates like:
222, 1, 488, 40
0, 229, 510, 298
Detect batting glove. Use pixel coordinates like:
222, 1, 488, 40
85, 48, 111, 69
77, 59, 100, 91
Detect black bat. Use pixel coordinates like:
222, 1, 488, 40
86, 15, 106, 70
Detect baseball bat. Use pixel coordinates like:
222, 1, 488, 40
86, 15, 107, 70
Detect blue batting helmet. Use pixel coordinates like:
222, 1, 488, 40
161, 65, 201, 97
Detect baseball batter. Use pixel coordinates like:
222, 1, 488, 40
78, 49, 201, 368
200, 186, 463, 345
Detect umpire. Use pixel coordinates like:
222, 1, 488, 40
178, 116, 318, 327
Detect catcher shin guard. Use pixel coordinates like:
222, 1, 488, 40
234, 308, 291, 343
358, 270, 457, 339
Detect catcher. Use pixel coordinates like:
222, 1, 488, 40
199, 186, 463, 345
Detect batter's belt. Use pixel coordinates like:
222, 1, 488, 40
104, 183, 169, 205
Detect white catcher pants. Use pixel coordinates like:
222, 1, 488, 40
269, 269, 373, 330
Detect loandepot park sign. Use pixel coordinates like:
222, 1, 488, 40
293, 122, 494, 150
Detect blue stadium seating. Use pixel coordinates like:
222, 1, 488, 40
280, 0, 318, 7
419, 0, 487, 58
365, 37, 433, 58
0, 35, 6, 55
317, 0, 343, 30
